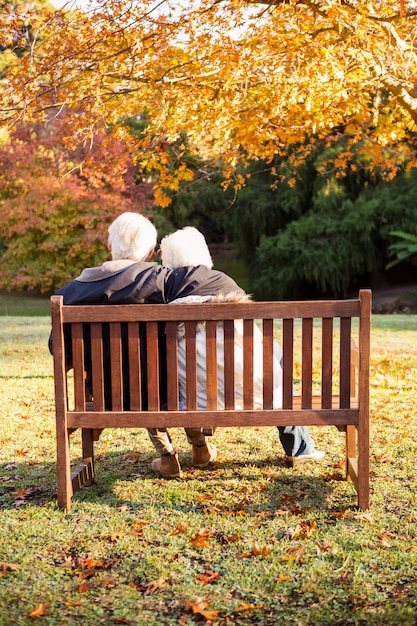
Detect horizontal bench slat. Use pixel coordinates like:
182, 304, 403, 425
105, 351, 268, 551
67, 407, 359, 429
60, 300, 361, 323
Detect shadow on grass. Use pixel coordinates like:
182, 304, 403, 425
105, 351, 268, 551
0, 450, 357, 514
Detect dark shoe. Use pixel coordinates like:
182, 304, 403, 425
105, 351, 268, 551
286, 449, 325, 467
192, 443, 217, 468
151, 452, 182, 477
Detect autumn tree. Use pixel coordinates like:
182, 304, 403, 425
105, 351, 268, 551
0, 114, 153, 292
1, 0, 417, 205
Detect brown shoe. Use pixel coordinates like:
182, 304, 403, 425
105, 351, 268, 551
192, 443, 217, 468
151, 452, 182, 478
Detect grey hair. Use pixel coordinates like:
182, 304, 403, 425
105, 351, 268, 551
160, 226, 213, 269
108, 212, 157, 261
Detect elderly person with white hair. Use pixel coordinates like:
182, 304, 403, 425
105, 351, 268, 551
49, 213, 246, 478
158, 226, 325, 474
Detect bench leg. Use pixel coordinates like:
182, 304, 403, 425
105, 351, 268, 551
81, 429, 95, 487
346, 425, 357, 482
56, 427, 73, 512
357, 419, 370, 510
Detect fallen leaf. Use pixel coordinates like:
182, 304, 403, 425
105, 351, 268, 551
276, 574, 291, 583
142, 578, 166, 594
77, 581, 96, 592
233, 601, 264, 612
197, 494, 213, 502
0, 562, 20, 573
286, 520, 317, 539
331, 510, 352, 519
190, 528, 213, 549
354, 512, 374, 523
170, 523, 189, 536
29, 603, 49, 618
184, 598, 220, 622
100, 575, 118, 588
328, 472, 345, 481
196, 569, 221, 585
130, 577, 166, 594
379, 530, 397, 547
83, 557, 104, 569
59, 556, 75, 569
215, 532, 242, 545
279, 545, 305, 561
235, 544, 271, 558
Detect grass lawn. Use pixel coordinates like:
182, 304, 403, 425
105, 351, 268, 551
0, 305, 416, 625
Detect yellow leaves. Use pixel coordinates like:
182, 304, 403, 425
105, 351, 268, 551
3, 0, 415, 200
29, 603, 49, 618
276, 574, 291, 583
153, 188, 171, 208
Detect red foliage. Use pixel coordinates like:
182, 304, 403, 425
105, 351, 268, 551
0, 112, 154, 293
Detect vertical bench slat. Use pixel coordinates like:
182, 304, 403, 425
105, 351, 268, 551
262, 319, 274, 409
72, 323, 86, 410
224, 320, 235, 410
109, 323, 123, 411
206, 321, 218, 410
350, 338, 359, 400
166, 322, 179, 410
146, 321, 160, 411
282, 319, 294, 409
243, 319, 254, 409
301, 318, 313, 409
91, 323, 104, 411
321, 318, 333, 409
340, 317, 351, 408
185, 321, 197, 410
127, 322, 141, 411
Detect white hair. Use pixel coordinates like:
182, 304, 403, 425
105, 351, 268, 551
160, 227, 213, 269
108, 212, 157, 261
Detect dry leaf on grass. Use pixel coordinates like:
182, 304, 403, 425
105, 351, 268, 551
184, 598, 220, 622
196, 569, 221, 585
29, 603, 49, 618
170, 523, 189, 536
233, 601, 264, 612
235, 543, 271, 558
0, 562, 20, 574
190, 528, 213, 549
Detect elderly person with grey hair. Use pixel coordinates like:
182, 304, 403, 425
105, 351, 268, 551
49, 213, 246, 478
159, 226, 325, 473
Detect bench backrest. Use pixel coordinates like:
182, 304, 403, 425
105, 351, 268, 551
51, 291, 371, 428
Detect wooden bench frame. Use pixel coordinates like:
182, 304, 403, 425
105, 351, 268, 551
51, 289, 371, 511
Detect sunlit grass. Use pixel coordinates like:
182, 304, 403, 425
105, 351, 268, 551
1, 313, 417, 625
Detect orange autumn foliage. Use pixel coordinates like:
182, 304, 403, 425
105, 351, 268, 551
1, 1, 417, 205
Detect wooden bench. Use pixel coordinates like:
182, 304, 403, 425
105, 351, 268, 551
51, 289, 371, 511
